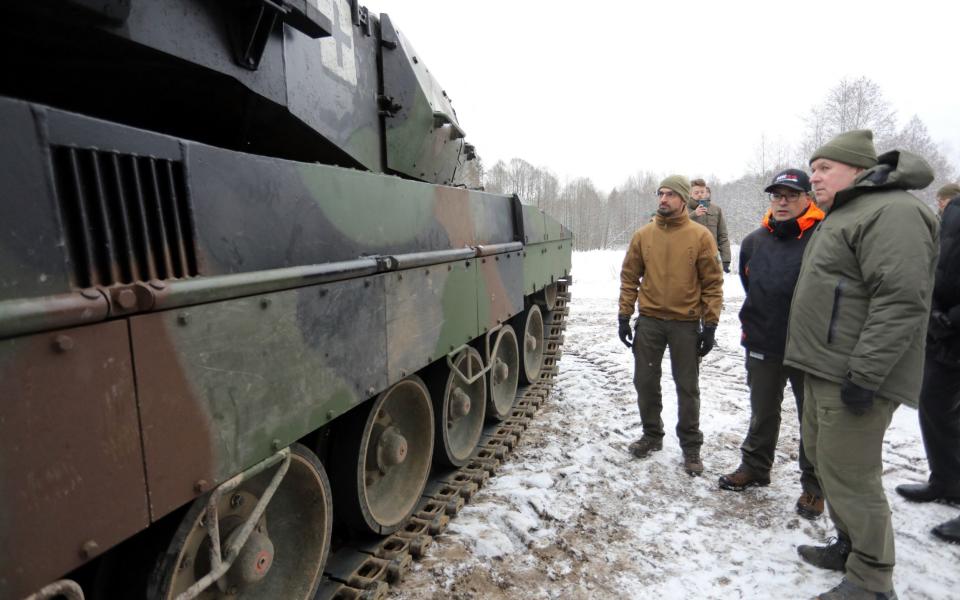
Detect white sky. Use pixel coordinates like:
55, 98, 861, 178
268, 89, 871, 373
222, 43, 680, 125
363, 0, 960, 191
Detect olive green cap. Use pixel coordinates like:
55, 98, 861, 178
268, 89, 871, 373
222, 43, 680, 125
937, 182, 960, 199
659, 175, 691, 204
809, 129, 878, 169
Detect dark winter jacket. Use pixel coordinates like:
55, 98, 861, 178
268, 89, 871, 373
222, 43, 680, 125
784, 150, 939, 408
739, 202, 825, 359
686, 198, 732, 265
929, 196, 960, 364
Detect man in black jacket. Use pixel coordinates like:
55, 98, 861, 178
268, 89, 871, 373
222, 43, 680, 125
895, 182, 960, 543
718, 169, 826, 519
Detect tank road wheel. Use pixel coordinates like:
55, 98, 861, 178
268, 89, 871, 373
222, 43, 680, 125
331, 377, 434, 535
519, 304, 545, 384
487, 325, 520, 420
542, 282, 559, 311
429, 347, 486, 467
147, 444, 332, 600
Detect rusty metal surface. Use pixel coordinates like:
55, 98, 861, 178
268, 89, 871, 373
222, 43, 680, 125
0, 320, 148, 600
128, 311, 217, 522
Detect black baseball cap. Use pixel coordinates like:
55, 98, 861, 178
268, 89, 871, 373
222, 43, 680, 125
764, 168, 811, 193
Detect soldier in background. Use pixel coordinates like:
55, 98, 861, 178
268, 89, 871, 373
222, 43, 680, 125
785, 130, 938, 600
894, 182, 960, 544
689, 178, 732, 273
618, 175, 724, 476
718, 169, 826, 520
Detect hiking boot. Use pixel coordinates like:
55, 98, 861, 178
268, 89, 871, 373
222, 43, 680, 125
683, 451, 704, 476
796, 492, 825, 519
932, 515, 960, 544
718, 465, 770, 491
628, 436, 662, 459
798, 534, 851, 571
813, 577, 898, 599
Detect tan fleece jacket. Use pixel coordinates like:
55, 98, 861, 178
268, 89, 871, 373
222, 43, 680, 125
618, 210, 723, 324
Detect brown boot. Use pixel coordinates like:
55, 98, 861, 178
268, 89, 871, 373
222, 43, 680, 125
628, 436, 662, 459
683, 451, 704, 476
718, 465, 770, 491
796, 491, 825, 519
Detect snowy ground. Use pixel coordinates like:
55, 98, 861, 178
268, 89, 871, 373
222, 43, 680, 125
389, 250, 959, 600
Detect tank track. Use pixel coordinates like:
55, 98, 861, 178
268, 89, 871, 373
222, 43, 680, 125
315, 278, 572, 600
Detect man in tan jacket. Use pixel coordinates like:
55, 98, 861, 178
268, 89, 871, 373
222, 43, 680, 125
618, 175, 724, 475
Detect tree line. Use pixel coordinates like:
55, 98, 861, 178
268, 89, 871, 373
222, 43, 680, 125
483, 77, 957, 250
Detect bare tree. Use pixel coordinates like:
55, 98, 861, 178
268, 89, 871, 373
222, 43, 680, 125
800, 76, 898, 159
484, 160, 509, 194
886, 115, 958, 206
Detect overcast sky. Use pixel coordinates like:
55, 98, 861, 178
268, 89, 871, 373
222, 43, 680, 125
362, 0, 959, 191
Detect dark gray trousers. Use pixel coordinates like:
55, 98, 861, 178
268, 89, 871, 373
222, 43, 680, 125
919, 351, 960, 490
740, 353, 821, 496
632, 316, 703, 451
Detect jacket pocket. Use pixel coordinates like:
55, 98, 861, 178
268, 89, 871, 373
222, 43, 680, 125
827, 278, 844, 344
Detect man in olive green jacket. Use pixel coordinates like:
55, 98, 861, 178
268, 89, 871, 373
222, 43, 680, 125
689, 178, 732, 272
784, 130, 939, 600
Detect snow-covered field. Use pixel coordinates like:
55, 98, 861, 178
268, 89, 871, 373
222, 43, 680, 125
389, 250, 959, 600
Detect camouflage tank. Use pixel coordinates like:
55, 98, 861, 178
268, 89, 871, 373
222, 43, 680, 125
0, 1, 572, 599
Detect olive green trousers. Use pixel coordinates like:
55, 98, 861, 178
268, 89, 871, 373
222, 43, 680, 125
802, 374, 898, 593
632, 316, 703, 452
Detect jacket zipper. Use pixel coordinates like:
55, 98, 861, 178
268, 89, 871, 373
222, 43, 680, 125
827, 278, 844, 344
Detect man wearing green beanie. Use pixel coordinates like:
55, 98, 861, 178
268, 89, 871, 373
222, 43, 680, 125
618, 174, 724, 476
784, 129, 939, 600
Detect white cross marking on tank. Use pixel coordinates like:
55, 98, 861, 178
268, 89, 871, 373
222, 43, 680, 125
330, 2, 353, 68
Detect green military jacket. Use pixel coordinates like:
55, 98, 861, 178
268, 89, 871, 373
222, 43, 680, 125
686, 199, 731, 265
783, 151, 939, 407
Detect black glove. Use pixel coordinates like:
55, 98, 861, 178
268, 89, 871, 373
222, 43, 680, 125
928, 310, 954, 341
722, 262, 731, 274
618, 315, 633, 348
840, 378, 874, 416
697, 324, 716, 357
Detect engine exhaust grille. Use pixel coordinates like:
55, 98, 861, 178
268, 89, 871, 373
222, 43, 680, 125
51, 146, 198, 288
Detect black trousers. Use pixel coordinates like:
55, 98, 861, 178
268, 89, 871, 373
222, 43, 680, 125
919, 351, 960, 489
741, 353, 821, 496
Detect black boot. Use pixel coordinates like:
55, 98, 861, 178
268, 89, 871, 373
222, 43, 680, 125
932, 515, 960, 544
894, 482, 960, 504
798, 533, 851, 571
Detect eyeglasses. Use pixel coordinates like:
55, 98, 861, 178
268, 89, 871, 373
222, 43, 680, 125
656, 190, 677, 199
769, 191, 804, 203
